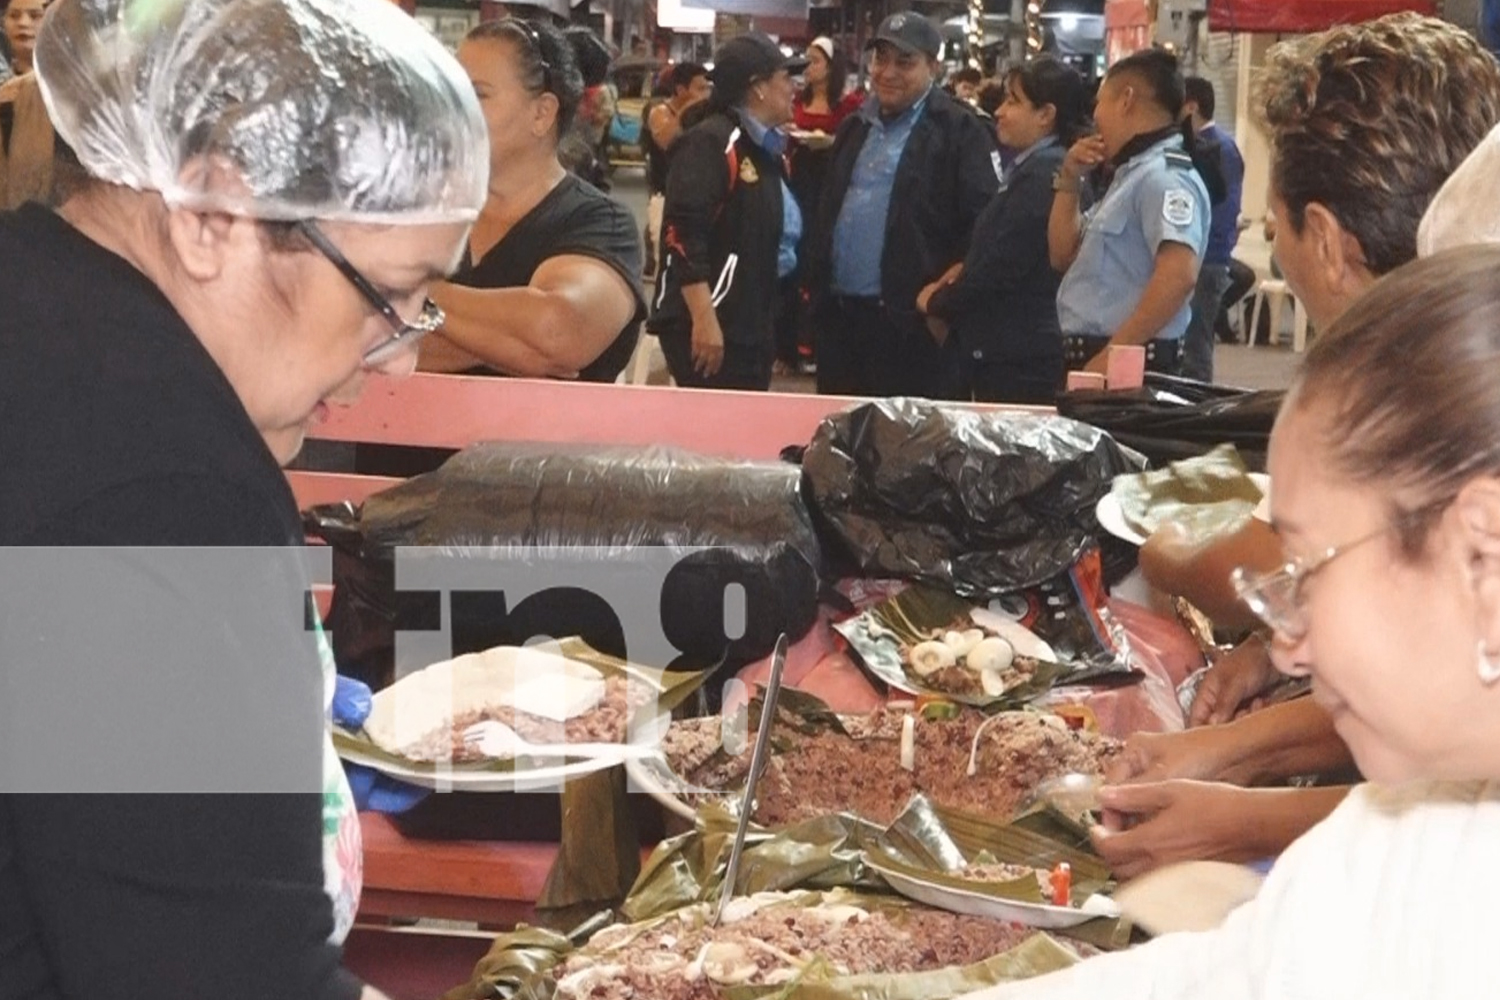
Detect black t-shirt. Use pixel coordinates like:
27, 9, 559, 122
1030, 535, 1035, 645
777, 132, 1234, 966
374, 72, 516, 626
641, 99, 672, 195
453, 173, 645, 383
0, 204, 359, 1000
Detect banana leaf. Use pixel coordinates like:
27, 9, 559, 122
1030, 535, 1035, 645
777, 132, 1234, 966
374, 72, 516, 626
441, 924, 574, 1000
1111, 443, 1265, 541
621, 804, 886, 923
834, 587, 1090, 706
449, 888, 1087, 1000
867, 796, 1130, 951
721, 934, 1086, 1000
538, 764, 642, 911
868, 794, 1109, 900
332, 635, 709, 776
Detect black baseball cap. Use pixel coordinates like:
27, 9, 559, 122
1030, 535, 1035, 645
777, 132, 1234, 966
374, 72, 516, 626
866, 12, 942, 60
710, 32, 810, 105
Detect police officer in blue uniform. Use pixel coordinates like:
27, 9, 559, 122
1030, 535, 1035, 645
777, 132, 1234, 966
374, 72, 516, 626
1049, 48, 1211, 377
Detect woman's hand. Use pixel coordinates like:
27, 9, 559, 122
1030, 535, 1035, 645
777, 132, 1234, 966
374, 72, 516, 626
917, 263, 964, 315
691, 309, 726, 377
1061, 135, 1107, 184
916, 280, 942, 315
1189, 636, 1280, 727
1090, 780, 1264, 880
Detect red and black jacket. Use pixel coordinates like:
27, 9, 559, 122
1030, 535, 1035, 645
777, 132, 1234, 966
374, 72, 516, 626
647, 107, 786, 350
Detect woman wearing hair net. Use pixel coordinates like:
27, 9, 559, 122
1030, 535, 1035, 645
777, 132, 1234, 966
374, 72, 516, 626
0, 1, 485, 998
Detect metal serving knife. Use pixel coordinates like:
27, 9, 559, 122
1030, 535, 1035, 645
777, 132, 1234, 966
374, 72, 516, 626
711, 633, 788, 926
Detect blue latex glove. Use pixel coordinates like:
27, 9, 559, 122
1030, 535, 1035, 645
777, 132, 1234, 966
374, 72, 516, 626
332, 674, 374, 729
343, 761, 431, 814
332, 675, 431, 814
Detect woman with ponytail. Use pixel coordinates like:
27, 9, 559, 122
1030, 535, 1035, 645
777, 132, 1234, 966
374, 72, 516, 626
916, 56, 1088, 402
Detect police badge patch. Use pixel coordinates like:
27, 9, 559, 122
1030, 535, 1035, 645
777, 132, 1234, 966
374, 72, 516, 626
1163, 189, 1194, 227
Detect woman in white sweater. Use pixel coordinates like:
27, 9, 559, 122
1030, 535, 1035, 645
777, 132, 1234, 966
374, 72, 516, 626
966, 243, 1500, 999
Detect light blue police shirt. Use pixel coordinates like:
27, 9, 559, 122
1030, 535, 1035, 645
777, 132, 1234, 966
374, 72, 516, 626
1056, 134, 1210, 341
830, 90, 931, 297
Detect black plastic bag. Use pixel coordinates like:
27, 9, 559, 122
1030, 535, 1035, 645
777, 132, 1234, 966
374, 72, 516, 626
309, 443, 822, 691
1055, 375, 1284, 472
801, 398, 1146, 598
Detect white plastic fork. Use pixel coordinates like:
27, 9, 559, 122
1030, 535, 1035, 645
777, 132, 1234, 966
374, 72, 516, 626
460, 719, 662, 761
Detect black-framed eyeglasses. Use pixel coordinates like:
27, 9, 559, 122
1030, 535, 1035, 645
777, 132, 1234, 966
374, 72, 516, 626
296, 220, 444, 367
497, 17, 553, 94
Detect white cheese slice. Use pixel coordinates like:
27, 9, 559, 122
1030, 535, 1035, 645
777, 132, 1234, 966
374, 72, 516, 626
363, 644, 606, 756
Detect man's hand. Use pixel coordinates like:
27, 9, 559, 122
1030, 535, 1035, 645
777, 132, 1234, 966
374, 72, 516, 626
1091, 780, 1263, 880
1082, 348, 1111, 376
1189, 636, 1280, 727
1061, 135, 1107, 184
1106, 726, 1256, 787
691, 309, 726, 377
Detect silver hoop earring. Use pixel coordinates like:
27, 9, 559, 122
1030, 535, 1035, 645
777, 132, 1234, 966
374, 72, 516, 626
1478, 640, 1500, 685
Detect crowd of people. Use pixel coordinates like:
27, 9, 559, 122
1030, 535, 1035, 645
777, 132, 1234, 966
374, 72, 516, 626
11, 0, 1500, 997
636, 19, 1256, 401
0, 0, 1265, 403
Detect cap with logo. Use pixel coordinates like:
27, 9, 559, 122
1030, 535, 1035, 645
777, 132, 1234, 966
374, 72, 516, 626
865, 13, 942, 60
710, 31, 810, 106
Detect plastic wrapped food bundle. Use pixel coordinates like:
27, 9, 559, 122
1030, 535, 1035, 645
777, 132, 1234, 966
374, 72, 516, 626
802, 398, 1146, 597
310, 443, 823, 690
35, 0, 488, 223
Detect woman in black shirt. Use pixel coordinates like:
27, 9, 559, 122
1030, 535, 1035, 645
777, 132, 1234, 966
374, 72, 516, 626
420, 19, 645, 383
917, 57, 1089, 404
0, 1, 486, 998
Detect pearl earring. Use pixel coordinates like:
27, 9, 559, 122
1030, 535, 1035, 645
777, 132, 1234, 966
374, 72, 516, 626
1478, 640, 1500, 685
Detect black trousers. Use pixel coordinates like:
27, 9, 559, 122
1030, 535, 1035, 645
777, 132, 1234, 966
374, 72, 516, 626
1062, 334, 1184, 377
963, 356, 1063, 405
1218, 258, 1259, 343
814, 295, 962, 399
657, 325, 774, 391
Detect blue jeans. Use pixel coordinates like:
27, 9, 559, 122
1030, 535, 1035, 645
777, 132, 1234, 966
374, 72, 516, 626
1185, 263, 1231, 383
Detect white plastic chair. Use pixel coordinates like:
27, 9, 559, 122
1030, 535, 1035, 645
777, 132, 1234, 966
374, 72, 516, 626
1247, 278, 1310, 352
623, 331, 669, 385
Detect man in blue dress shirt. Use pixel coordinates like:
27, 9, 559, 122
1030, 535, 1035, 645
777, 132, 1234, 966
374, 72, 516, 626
805, 13, 999, 399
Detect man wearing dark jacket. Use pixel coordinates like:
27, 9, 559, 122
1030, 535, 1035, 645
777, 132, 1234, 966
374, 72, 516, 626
806, 13, 1000, 399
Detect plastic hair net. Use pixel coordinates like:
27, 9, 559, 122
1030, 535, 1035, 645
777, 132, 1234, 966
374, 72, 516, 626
34, 0, 488, 224
1418, 122, 1500, 258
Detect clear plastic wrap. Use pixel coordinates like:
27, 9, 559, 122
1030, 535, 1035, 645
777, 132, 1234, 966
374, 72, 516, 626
35, 0, 488, 223
308, 443, 823, 691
